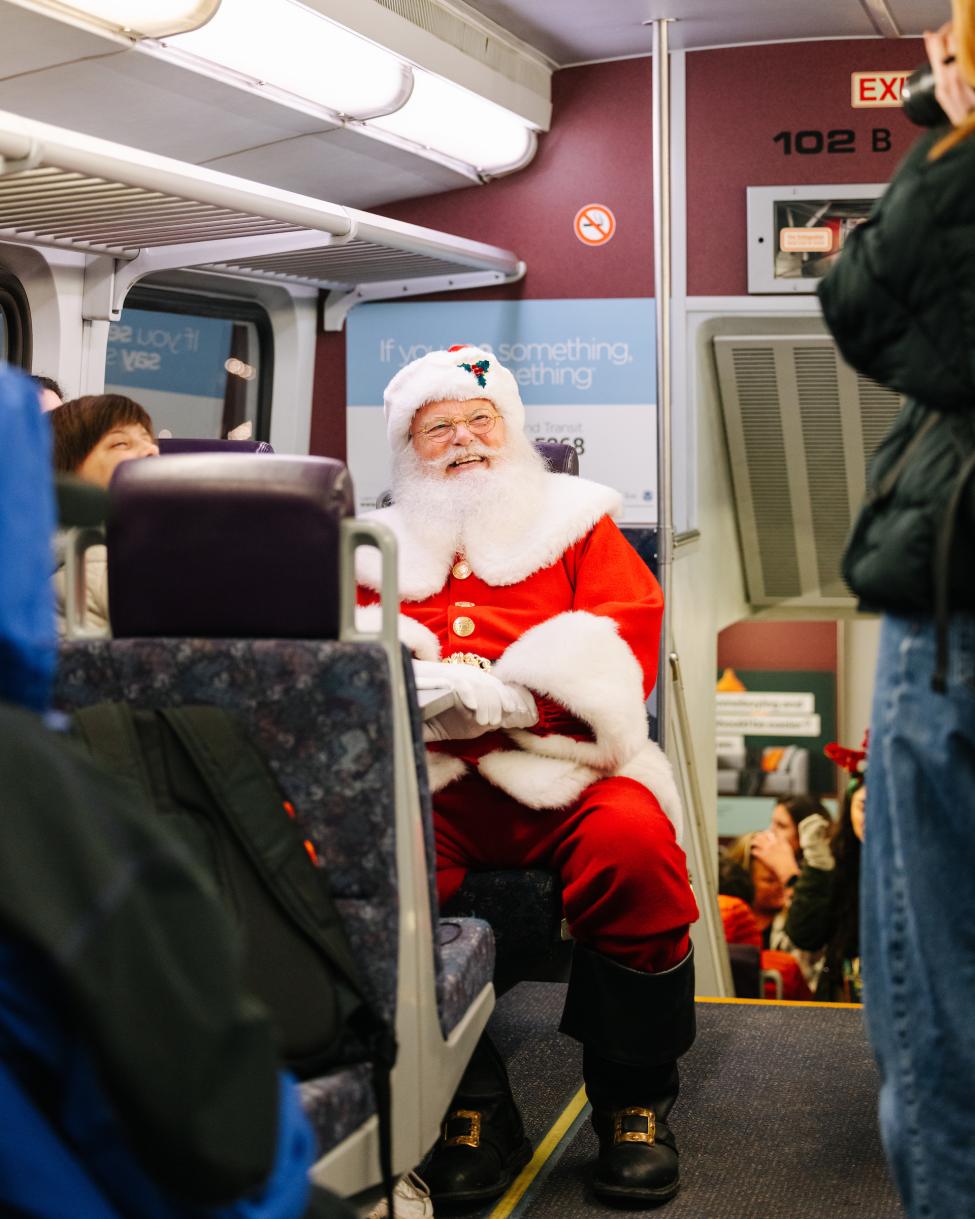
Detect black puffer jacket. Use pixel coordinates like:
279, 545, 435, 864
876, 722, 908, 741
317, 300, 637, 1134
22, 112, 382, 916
818, 127, 975, 624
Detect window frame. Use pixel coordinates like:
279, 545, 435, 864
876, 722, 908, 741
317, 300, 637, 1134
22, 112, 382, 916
119, 286, 275, 442
0, 267, 32, 369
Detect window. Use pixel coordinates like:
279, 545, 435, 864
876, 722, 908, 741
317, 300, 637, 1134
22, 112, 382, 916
103, 288, 273, 441
0, 268, 31, 369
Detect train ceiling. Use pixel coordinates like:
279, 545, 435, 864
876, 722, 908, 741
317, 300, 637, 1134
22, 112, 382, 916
460, 0, 947, 64
0, 0, 948, 213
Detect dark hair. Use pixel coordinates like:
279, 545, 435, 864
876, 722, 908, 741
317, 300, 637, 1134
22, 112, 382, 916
51, 395, 154, 474
32, 374, 64, 400
718, 847, 755, 906
825, 777, 864, 979
777, 794, 831, 829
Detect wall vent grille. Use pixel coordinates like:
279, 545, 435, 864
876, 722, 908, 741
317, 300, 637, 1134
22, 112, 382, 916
714, 334, 902, 608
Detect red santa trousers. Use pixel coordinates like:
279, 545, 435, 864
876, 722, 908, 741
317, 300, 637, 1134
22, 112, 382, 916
433, 772, 699, 974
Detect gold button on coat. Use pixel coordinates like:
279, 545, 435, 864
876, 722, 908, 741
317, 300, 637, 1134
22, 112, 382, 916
453, 616, 475, 637
452, 559, 472, 579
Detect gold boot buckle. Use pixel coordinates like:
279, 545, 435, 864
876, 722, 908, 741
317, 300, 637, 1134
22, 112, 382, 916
442, 1108, 482, 1148
613, 1107, 656, 1146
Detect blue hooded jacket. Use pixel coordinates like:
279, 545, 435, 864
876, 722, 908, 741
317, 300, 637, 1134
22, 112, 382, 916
0, 363, 56, 712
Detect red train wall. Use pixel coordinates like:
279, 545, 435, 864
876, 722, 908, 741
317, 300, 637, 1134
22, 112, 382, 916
311, 38, 925, 457
686, 39, 922, 296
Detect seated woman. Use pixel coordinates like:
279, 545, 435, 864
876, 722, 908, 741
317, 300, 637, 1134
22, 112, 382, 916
766, 794, 833, 861
50, 394, 158, 635
784, 740, 868, 1002
717, 845, 811, 1001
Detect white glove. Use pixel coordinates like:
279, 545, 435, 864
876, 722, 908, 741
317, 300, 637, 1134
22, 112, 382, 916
798, 813, 835, 871
500, 684, 539, 730
413, 660, 537, 739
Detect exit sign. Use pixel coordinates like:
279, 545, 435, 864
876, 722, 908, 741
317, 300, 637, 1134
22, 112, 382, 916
851, 70, 911, 107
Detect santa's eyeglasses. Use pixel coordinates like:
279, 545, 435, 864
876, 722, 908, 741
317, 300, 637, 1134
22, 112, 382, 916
411, 409, 500, 444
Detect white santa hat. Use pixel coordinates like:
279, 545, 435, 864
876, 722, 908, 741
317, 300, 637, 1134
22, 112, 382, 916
383, 344, 525, 451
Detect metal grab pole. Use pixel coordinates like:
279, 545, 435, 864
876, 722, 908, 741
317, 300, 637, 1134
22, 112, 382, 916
651, 17, 674, 749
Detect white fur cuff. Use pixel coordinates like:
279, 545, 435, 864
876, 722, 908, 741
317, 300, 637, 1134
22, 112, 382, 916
425, 751, 467, 793
493, 610, 648, 770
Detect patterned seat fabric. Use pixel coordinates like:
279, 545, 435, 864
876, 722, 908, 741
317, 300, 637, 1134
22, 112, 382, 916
437, 919, 495, 1036
301, 1065, 374, 1157
54, 638, 399, 1032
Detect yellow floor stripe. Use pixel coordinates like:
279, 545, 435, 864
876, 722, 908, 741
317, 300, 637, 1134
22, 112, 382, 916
488, 1085, 589, 1219
695, 995, 863, 1010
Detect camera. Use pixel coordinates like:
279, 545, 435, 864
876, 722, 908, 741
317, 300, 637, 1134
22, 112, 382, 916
901, 64, 949, 127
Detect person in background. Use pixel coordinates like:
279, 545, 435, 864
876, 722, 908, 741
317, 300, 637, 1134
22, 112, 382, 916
722, 834, 789, 945
721, 834, 814, 1000
818, 6, 975, 1212
751, 796, 835, 936
765, 794, 833, 859
49, 394, 159, 635
784, 740, 868, 1003
32, 374, 64, 413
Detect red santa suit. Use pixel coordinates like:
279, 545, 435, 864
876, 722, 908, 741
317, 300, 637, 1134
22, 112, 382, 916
358, 472, 698, 974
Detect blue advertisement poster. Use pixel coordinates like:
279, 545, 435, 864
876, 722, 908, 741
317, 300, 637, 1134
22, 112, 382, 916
346, 298, 657, 520
105, 309, 233, 397
104, 308, 235, 439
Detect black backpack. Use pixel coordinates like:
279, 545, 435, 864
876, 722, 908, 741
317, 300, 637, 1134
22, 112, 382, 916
71, 703, 396, 1196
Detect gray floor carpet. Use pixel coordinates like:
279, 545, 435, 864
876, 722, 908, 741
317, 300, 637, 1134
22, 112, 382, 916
460, 983, 905, 1218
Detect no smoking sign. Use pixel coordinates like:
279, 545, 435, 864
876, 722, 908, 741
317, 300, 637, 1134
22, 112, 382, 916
574, 203, 616, 246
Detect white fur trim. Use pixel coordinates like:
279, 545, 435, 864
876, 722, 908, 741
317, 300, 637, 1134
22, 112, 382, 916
495, 611, 648, 770
475, 742, 684, 839
354, 604, 441, 660
384, 346, 525, 451
616, 741, 685, 842
425, 751, 467, 793
477, 749, 599, 810
359, 475, 621, 600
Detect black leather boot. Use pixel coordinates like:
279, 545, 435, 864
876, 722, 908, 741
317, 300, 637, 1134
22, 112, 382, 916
422, 1033, 532, 1207
560, 944, 695, 1206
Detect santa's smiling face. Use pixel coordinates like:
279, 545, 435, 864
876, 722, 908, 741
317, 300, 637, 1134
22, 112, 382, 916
409, 397, 507, 477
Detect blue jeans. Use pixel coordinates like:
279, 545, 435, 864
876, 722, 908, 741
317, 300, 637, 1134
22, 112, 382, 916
863, 613, 975, 1218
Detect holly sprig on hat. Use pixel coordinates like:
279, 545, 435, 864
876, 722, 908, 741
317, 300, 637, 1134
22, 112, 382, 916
458, 359, 490, 388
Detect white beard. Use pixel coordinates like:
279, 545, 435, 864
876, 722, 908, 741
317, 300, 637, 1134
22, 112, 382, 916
391, 428, 548, 558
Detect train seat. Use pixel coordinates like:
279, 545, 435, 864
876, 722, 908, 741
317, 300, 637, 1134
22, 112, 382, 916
532, 439, 579, 475
157, 436, 275, 454
54, 454, 495, 1196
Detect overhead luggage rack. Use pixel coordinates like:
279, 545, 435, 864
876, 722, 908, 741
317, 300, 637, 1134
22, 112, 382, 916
0, 108, 524, 328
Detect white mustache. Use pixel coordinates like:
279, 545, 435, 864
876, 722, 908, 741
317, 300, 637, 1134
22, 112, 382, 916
425, 441, 496, 471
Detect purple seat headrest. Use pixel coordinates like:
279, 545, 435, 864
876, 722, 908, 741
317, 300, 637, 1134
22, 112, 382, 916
158, 437, 275, 455
107, 454, 353, 639
533, 441, 579, 476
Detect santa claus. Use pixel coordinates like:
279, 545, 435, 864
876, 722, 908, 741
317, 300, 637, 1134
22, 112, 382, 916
357, 345, 698, 1208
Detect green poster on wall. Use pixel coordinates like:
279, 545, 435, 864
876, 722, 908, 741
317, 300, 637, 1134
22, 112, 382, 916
716, 669, 837, 796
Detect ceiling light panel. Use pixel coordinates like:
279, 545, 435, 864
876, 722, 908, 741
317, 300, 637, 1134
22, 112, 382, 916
27, 0, 220, 37
367, 69, 535, 174
164, 0, 412, 119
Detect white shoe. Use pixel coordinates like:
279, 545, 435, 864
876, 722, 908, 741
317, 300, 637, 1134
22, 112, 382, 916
365, 1171, 433, 1219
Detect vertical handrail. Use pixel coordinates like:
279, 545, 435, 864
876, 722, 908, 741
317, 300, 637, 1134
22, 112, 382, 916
651, 22, 731, 997
670, 651, 732, 996
651, 16, 674, 751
